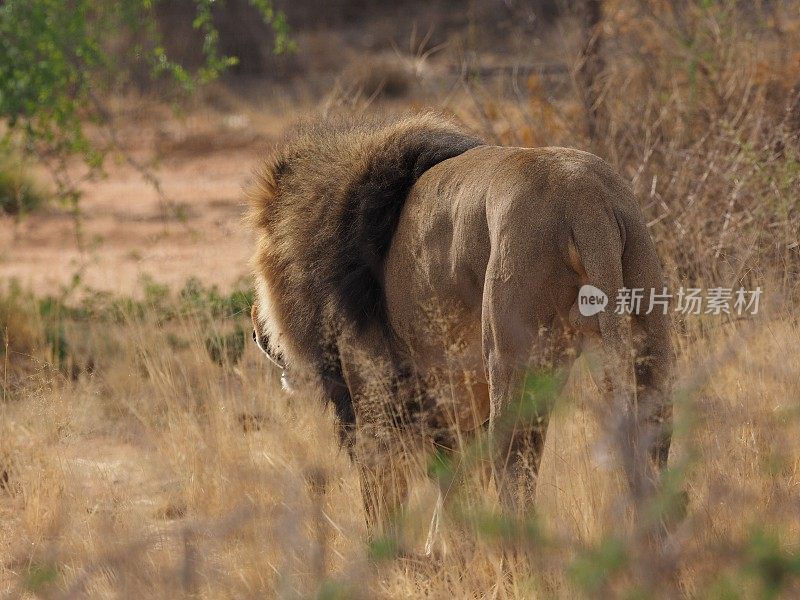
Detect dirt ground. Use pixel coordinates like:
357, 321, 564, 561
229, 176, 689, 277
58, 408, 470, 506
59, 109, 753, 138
0, 105, 292, 296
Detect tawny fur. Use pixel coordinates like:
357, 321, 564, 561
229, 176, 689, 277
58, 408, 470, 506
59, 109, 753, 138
249, 112, 673, 534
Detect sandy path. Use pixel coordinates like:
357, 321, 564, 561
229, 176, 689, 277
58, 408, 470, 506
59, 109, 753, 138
0, 146, 266, 296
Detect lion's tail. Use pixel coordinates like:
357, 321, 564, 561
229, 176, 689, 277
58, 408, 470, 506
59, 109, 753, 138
570, 201, 672, 389
571, 202, 674, 496
616, 209, 674, 471
570, 205, 635, 391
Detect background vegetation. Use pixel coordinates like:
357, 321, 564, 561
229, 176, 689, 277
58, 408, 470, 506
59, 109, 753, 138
1, 0, 799, 598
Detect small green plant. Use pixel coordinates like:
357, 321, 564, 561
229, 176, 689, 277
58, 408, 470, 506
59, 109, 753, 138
366, 535, 400, 562
23, 563, 59, 593
177, 277, 254, 319
140, 274, 171, 309
0, 282, 41, 360
0, 150, 47, 217
43, 321, 69, 366
204, 323, 246, 366
568, 537, 628, 595
744, 529, 800, 599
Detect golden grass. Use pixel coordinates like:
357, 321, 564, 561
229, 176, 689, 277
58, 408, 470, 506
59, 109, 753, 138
1, 1, 799, 597
1, 303, 799, 598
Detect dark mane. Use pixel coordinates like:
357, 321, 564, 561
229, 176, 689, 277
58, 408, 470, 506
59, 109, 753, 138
332, 125, 484, 328
249, 113, 483, 441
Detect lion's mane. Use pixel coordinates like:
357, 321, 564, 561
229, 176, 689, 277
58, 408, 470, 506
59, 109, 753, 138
249, 112, 483, 435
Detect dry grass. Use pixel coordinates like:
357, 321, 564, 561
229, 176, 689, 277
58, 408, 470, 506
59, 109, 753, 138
2, 1, 800, 598
0, 287, 799, 598
449, 0, 800, 298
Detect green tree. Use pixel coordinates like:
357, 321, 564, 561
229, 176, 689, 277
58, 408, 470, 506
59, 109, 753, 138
0, 0, 290, 215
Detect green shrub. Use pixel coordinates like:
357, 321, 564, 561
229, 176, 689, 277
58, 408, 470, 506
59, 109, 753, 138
204, 324, 246, 366
0, 152, 47, 217
0, 0, 291, 207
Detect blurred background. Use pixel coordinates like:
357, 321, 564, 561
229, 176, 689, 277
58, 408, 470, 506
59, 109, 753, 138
1, 1, 800, 598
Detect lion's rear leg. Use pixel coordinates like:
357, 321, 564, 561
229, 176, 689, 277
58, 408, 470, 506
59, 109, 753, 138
482, 271, 575, 515
632, 314, 673, 474
484, 350, 574, 514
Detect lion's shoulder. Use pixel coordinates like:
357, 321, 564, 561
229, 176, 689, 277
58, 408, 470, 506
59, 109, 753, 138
250, 113, 483, 362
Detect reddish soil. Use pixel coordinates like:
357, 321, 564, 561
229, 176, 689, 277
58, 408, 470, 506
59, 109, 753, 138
0, 110, 283, 296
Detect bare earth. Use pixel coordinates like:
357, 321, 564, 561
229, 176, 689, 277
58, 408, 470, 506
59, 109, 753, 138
0, 110, 281, 296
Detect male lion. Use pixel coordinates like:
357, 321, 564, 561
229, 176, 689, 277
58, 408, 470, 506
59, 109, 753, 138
248, 112, 673, 538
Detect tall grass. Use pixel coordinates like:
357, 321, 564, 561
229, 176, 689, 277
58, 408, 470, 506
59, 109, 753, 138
456, 0, 800, 301
2, 1, 800, 597
1, 283, 799, 597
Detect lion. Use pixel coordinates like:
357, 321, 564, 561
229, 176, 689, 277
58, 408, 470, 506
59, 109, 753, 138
248, 112, 673, 541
